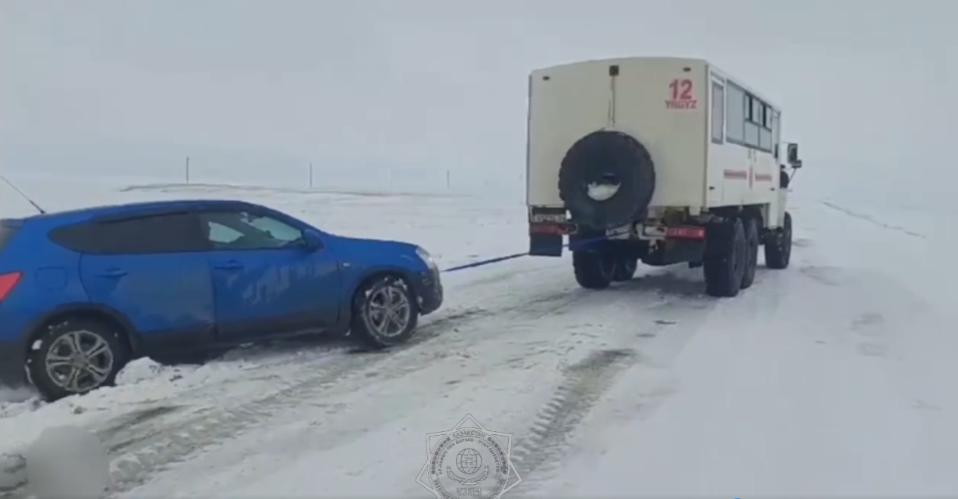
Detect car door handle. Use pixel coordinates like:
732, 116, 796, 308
214, 261, 244, 270
97, 269, 127, 278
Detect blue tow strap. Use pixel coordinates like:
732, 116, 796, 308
440, 236, 609, 273
442, 252, 529, 273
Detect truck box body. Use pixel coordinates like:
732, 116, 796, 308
526, 57, 783, 224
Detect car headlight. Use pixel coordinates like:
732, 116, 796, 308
416, 246, 438, 271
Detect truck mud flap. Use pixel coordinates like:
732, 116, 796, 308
528, 206, 569, 257
529, 233, 563, 257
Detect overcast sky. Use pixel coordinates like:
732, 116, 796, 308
0, 0, 953, 192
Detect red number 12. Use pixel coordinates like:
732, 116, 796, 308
670, 79, 693, 100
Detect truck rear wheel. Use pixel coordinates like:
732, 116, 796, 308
740, 217, 760, 289
764, 212, 793, 269
612, 257, 638, 282
703, 217, 747, 297
573, 250, 615, 289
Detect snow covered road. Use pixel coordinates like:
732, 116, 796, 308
124, 196, 958, 497
2, 177, 957, 497
548, 203, 958, 497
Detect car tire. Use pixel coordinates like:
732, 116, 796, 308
351, 275, 419, 348
27, 318, 129, 402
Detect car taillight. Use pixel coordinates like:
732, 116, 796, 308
0, 272, 22, 301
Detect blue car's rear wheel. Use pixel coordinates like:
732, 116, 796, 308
27, 318, 129, 401
351, 275, 419, 348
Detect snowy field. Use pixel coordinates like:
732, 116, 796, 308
1, 170, 956, 497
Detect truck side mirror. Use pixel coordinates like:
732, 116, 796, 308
786, 143, 802, 168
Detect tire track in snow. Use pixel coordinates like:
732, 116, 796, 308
527, 267, 804, 497
509, 349, 639, 479
101, 308, 544, 493
17, 269, 583, 496
104, 291, 593, 493
283, 270, 724, 495
1, 310, 499, 497
131, 259, 567, 404
0, 262, 573, 497
820, 201, 925, 239
506, 269, 762, 492
114, 268, 715, 496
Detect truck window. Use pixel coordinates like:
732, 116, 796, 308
725, 83, 745, 142
745, 119, 760, 147
771, 111, 781, 158
711, 82, 725, 144
750, 97, 764, 123
759, 126, 773, 152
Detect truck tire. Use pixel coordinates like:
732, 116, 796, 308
703, 217, 747, 298
558, 131, 656, 231
740, 217, 760, 289
764, 211, 793, 269
612, 257, 638, 282
573, 250, 615, 289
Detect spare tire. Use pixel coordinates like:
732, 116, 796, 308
558, 130, 656, 231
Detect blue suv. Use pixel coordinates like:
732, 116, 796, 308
0, 199, 443, 401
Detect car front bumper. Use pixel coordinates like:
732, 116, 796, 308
417, 269, 443, 316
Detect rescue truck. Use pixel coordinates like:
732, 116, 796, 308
526, 56, 803, 297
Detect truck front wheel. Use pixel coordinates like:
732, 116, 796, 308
573, 250, 615, 289
764, 212, 793, 269
703, 217, 747, 298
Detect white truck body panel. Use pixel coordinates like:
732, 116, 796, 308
526, 56, 786, 228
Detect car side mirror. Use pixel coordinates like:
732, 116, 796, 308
786, 143, 802, 168
301, 230, 323, 251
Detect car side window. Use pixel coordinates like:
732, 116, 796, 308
50, 213, 207, 254
198, 211, 304, 250
207, 223, 244, 245
247, 216, 302, 242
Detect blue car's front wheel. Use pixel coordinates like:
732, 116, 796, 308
351, 275, 419, 348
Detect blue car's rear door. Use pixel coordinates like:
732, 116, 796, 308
77, 212, 217, 352
196, 209, 341, 342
